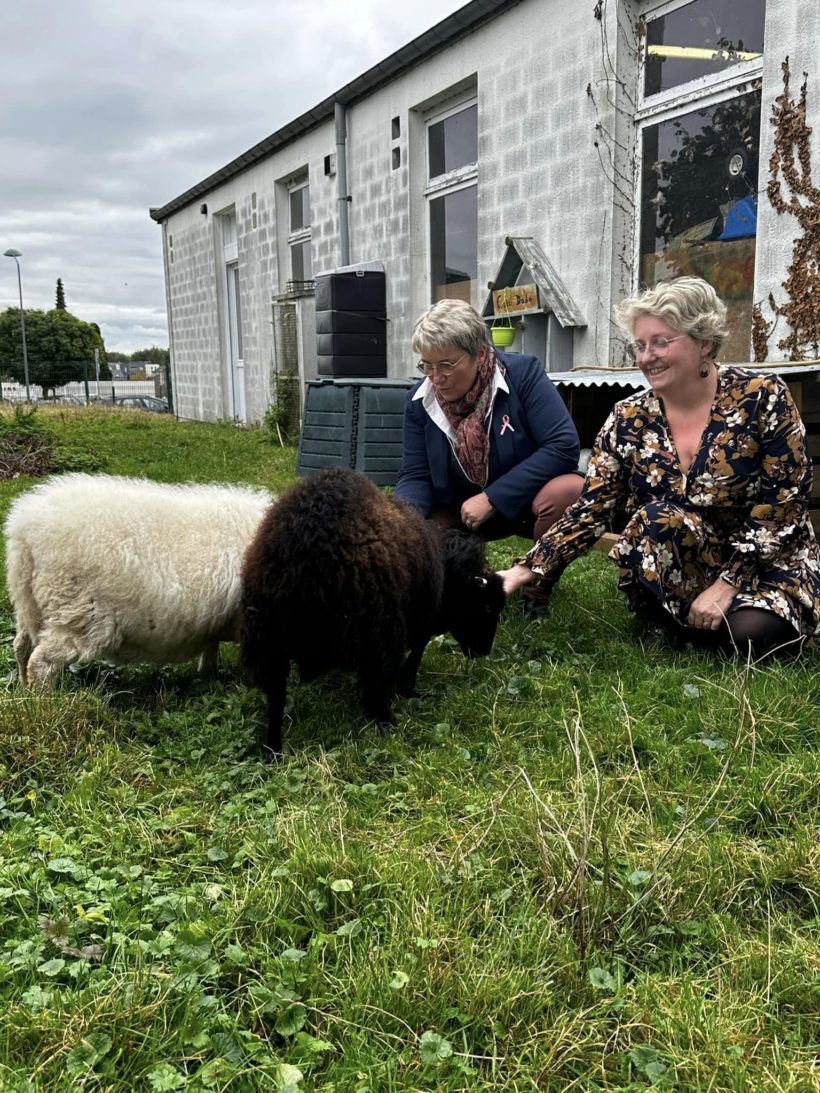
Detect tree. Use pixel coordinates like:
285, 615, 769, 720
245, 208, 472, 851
55, 278, 66, 310
129, 346, 170, 367
0, 307, 110, 395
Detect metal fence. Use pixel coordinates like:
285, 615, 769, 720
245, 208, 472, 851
1, 380, 161, 403
1, 359, 172, 409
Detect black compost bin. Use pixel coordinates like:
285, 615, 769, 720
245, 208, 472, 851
314, 269, 387, 378
296, 377, 413, 487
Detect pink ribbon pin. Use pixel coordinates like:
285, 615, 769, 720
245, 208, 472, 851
500, 415, 515, 436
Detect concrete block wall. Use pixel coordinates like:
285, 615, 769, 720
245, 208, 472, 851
338, 0, 616, 376
236, 183, 278, 423
471, 1, 614, 366
165, 127, 335, 423
163, 0, 618, 420
160, 0, 820, 424
166, 215, 221, 421
344, 93, 415, 373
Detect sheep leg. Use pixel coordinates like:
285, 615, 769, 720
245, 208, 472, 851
26, 639, 70, 691
397, 640, 428, 697
260, 657, 289, 757
198, 641, 220, 676
13, 630, 34, 683
359, 655, 401, 725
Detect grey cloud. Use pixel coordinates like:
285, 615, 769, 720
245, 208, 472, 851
1, 0, 466, 352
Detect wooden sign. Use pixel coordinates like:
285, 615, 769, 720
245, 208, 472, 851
492, 283, 539, 315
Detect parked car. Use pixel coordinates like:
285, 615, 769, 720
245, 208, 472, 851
114, 395, 170, 413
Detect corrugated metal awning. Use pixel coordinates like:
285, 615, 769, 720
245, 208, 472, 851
550, 361, 820, 389
549, 369, 646, 388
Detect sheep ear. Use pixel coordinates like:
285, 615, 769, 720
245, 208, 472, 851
473, 576, 488, 587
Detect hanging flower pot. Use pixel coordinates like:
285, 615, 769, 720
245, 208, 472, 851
490, 288, 517, 347
491, 325, 516, 347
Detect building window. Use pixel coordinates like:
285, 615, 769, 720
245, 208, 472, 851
426, 101, 477, 303
288, 179, 312, 283
637, 0, 765, 359
644, 0, 764, 96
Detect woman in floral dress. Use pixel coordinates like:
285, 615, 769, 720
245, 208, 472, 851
499, 277, 820, 657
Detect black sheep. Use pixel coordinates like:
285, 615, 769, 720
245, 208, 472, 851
241, 468, 506, 754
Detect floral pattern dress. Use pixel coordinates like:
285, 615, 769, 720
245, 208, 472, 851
522, 366, 820, 635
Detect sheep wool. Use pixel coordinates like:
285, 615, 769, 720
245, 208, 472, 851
241, 467, 506, 754
5, 473, 274, 687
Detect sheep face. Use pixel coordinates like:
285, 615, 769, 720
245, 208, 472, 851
447, 570, 506, 657
439, 530, 506, 657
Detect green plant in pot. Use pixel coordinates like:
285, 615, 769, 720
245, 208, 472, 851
489, 290, 518, 347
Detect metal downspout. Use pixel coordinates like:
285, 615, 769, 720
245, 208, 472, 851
160, 220, 177, 415
335, 101, 350, 266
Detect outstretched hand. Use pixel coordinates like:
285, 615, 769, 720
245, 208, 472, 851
496, 564, 536, 597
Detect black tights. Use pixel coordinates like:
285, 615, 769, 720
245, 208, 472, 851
636, 596, 803, 660
721, 607, 803, 659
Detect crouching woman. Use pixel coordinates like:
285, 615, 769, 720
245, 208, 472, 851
395, 299, 584, 607
499, 276, 820, 658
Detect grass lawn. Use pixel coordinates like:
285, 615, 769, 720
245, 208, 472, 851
0, 405, 818, 1092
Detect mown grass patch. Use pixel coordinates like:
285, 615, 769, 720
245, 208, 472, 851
0, 409, 818, 1090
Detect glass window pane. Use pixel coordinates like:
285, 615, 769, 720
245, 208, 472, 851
645, 0, 765, 96
430, 185, 477, 303
290, 240, 313, 282
289, 185, 310, 231
428, 105, 478, 178
222, 212, 237, 246
640, 90, 761, 359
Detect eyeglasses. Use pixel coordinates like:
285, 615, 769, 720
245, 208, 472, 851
626, 334, 687, 360
416, 352, 470, 377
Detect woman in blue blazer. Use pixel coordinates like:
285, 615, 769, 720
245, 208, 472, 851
395, 300, 583, 603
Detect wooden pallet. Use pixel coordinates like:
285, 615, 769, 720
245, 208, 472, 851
592, 532, 619, 553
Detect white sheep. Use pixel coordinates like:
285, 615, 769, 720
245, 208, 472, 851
4, 473, 273, 688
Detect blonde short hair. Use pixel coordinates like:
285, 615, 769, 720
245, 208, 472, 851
412, 299, 490, 358
614, 276, 730, 359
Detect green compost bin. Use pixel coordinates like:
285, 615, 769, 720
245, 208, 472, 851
296, 377, 414, 487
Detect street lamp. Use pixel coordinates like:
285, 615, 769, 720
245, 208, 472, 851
4, 248, 31, 402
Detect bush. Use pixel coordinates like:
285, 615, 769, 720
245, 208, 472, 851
0, 405, 55, 479
0, 405, 106, 480
263, 373, 300, 445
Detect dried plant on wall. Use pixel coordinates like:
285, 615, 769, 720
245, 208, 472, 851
751, 302, 772, 362
766, 58, 820, 360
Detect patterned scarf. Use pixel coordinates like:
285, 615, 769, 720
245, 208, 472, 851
434, 346, 498, 486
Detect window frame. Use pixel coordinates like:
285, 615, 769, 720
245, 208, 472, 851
286, 177, 312, 283
424, 97, 478, 305
633, 0, 766, 290
424, 97, 478, 194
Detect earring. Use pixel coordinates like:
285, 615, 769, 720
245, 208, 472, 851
699, 360, 711, 378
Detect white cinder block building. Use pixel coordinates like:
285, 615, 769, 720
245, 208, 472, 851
150, 0, 820, 429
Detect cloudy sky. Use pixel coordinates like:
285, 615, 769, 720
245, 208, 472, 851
0, 0, 468, 353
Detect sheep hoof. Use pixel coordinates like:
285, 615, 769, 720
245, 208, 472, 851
373, 711, 397, 727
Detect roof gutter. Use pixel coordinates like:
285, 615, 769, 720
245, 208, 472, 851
149, 0, 521, 223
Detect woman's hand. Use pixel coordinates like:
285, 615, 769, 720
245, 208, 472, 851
461, 493, 495, 531
496, 564, 536, 597
686, 577, 736, 631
